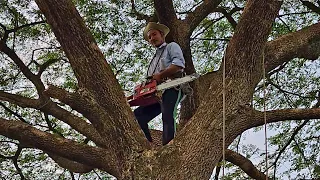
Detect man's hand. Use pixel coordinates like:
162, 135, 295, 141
152, 65, 183, 83
152, 73, 162, 83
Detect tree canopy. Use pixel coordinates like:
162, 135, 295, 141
1, 0, 320, 179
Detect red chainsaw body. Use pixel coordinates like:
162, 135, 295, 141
128, 80, 160, 107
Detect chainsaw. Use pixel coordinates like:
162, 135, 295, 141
127, 73, 199, 107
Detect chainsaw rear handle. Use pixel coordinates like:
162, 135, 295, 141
126, 95, 133, 100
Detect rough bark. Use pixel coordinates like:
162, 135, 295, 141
225, 149, 269, 180
265, 22, 320, 73
135, 0, 283, 179
0, 118, 118, 176
34, 1, 148, 178
197, 22, 320, 98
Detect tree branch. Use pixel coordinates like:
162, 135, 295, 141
38, 58, 62, 76
154, 0, 177, 24
151, 130, 269, 179
0, 102, 28, 123
185, 0, 223, 32
265, 22, 320, 73
272, 120, 309, 177
12, 146, 25, 180
130, 0, 152, 21
0, 118, 120, 177
35, 0, 146, 157
225, 0, 282, 77
0, 41, 45, 93
43, 85, 122, 142
301, 1, 320, 15
0, 91, 40, 108
47, 152, 93, 173
0, 91, 107, 147
7, 20, 46, 34
250, 108, 320, 128
214, 7, 243, 29
225, 149, 270, 180
44, 85, 108, 120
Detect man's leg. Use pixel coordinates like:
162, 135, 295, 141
161, 88, 181, 145
134, 103, 161, 142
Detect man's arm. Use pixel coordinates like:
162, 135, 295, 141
152, 65, 183, 82
153, 42, 185, 82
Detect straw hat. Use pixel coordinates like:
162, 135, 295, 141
143, 22, 170, 41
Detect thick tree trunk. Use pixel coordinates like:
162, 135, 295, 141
35, 0, 148, 178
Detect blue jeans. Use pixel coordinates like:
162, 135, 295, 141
134, 88, 181, 145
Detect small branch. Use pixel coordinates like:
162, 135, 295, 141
191, 16, 225, 39
185, 0, 223, 32
276, 16, 292, 32
0, 22, 6, 30
272, 120, 309, 177
130, 0, 151, 21
0, 102, 28, 123
38, 58, 62, 76
0, 143, 25, 179
0, 41, 45, 93
278, 11, 313, 17
267, 77, 315, 99
267, 61, 289, 77
293, 138, 311, 170
7, 20, 46, 34
236, 134, 242, 153
214, 7, 242, 29
30, 47, 62, 76
0, 23, 9, 42
12, 146, 25, 180
43, 113, 64, 137
0, 153, 14, 159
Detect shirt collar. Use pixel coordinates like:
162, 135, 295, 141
157, 42, 167, 49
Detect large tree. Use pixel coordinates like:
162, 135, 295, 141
1, 0, 320, 179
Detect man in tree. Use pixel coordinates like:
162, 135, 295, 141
134, 22, 185, 145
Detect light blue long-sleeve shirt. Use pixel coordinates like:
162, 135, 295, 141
147, 42, 185, 77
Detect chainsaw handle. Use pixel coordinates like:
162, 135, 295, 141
126, 95, 133, 101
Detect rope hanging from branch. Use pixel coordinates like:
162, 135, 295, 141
262, 50, 269, 179
222, 45, 227, 179
221, 47, 269, 179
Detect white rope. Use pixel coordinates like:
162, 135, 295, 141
222, 45, 227, 178
262, 50, 268, 179
221, 47, 268, 179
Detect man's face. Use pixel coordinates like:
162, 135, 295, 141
147, 29, 165, 47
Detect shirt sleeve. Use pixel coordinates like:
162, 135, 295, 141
167, 42, 185, 68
